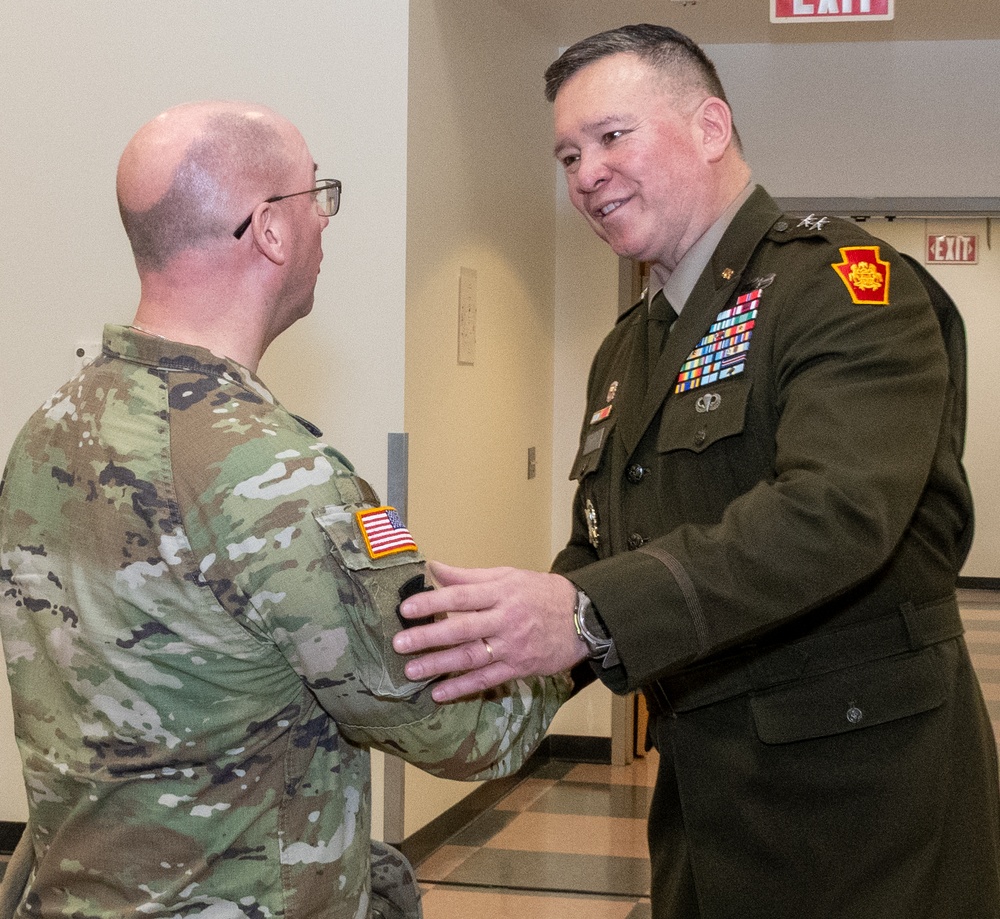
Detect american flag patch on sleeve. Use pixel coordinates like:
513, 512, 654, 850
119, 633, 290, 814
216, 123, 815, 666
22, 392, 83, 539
356, 506, 419, 559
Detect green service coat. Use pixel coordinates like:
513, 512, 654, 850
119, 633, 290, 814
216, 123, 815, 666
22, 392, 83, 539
553, 186, 1000, 918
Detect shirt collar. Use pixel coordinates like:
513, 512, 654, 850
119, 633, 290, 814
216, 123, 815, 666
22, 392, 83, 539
102, 324, 277, 406
650, 181, 756, 315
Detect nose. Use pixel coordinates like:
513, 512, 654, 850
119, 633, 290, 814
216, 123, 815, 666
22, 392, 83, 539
573, 150, 611, 194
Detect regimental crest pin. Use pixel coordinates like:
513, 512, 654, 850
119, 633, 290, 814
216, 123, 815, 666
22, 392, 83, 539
585, 499, 600, 550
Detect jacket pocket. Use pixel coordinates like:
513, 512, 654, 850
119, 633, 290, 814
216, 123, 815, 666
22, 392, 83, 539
750, 647, 945, 744
657, 380, 751, 455
313, 503, 429, 700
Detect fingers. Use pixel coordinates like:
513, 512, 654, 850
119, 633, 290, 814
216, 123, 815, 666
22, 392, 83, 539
394, 568, 589, 701
401, 634, 498, 683
398, 564, 508, 622
393, 609, 495, 656
426, 663, 519, 703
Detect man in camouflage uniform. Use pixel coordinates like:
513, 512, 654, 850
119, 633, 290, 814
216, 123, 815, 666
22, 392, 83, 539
0, 101, 569, 919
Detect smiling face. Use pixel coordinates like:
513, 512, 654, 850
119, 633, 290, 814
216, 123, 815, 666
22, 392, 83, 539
553, 52, 723, 276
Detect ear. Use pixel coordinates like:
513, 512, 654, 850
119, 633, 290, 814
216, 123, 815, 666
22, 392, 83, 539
697, 97, 734, 164
250, 202, 287, 266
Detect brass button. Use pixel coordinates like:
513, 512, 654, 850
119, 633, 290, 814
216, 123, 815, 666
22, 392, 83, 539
626, 464, 646, 484
846, 705, 864, 725
627, 533, 646, 550
694, 429, 707, 446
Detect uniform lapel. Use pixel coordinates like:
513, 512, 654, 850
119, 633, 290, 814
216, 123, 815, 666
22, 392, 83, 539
612, 303, 654, 459
618, 187, 784, 458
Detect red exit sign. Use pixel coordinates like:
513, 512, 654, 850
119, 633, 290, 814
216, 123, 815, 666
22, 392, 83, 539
772, 0, 894, 22
927, 235, 978, 265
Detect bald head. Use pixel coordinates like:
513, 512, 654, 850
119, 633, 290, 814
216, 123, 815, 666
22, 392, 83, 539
117, 101, 302, 272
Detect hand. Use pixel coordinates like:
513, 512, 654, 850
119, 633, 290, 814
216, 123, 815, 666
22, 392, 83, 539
393, 561, 588, 702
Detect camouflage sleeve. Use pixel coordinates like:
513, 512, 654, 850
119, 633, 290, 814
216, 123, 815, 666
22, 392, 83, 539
181, 425, 569, 782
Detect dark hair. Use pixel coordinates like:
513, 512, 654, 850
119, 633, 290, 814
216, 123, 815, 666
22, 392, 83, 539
119, 112, 291, 272
543, 24, 739, 148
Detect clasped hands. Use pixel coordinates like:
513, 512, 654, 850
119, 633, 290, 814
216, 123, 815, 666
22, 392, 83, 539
392, 561, 588, 702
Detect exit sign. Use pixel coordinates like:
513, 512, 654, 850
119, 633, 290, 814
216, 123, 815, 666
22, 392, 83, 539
771, 0, 894, 22
927, 235, 978, 265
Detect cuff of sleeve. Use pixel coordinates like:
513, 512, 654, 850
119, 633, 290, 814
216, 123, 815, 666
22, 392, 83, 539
566, 546, 703, 693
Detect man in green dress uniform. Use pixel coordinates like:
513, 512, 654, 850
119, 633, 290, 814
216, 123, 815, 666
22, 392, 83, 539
394, 23, 1000, 919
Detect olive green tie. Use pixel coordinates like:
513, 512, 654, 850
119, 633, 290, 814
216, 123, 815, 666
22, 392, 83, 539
648, 289, 678, 374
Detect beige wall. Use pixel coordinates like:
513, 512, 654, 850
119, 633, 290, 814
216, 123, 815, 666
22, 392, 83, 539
0, 0, 412, 828
402, 0, 563, 835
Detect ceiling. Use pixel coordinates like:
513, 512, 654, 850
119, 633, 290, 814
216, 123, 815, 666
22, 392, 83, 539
498, 0, 1000, 45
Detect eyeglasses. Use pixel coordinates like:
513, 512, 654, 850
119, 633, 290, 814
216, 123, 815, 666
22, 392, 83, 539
233, 179, 342, 240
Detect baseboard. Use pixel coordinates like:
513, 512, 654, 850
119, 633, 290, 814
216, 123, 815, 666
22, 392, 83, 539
958, 576, 1000, 591
539, 733, 611, 763
396, 733, 610, 866
0, 821, 26, 856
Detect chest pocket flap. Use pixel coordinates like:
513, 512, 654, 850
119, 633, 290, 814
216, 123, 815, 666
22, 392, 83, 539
657, 380, 751, 455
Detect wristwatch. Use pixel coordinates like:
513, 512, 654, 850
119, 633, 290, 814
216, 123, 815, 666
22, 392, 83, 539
572, 588, 620, 668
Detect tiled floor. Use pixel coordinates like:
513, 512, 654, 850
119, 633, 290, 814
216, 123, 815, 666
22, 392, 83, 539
961, 590, 1000, 742
417, 753, 658, 919
415, 590, 1000, 918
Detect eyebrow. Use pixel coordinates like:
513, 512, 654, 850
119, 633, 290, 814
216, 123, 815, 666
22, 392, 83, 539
552, 114, 625, 156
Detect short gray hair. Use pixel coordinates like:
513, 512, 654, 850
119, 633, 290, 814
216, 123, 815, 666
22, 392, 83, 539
119, 112, 291, 272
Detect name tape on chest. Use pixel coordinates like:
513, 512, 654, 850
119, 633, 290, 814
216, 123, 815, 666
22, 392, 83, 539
674, 288, 760, 394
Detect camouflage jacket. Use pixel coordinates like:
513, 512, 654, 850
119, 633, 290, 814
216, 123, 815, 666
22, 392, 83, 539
0, 325, 569, 919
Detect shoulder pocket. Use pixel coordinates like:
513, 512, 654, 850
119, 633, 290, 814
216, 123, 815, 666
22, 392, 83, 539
657, 380, 751, 455
313, 504, 429, 699
750, 647, 945, 745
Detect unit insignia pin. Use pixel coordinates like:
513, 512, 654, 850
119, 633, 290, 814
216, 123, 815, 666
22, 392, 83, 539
748, 273, 776, 290
721, 268, 735, 280
607, 381, 619, 403
585, 499, 600, 550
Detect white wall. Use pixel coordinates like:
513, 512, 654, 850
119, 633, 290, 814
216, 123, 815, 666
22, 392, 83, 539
708, 40, 1000, 198
0, 0, 411, 827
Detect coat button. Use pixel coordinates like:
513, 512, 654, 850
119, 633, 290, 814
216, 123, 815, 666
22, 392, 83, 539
626, 464, 646, 484
846, 705, 864, 725
694, 429, 707, 446
627, 533, 646, 550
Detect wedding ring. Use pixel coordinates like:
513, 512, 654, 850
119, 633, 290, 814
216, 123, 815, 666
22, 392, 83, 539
482, 638, 495, 663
